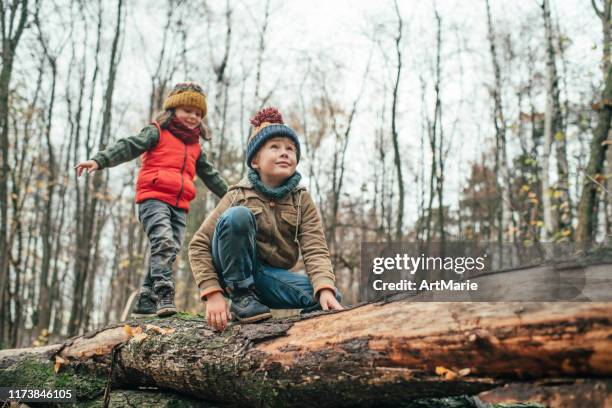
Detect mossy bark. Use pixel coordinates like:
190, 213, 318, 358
1, 299, 611, 407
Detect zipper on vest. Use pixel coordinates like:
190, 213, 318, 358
176, 144, 188, 206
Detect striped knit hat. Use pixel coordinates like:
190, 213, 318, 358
246, 107, 301, 169
163, 82, 207, 116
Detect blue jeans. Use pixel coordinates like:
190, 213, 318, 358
138, 199, 186, 289
212, 206, 341, 311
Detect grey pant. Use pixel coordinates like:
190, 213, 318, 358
138, 199, 187, 289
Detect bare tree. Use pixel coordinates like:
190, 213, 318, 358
576, 64, 612, 244
592, 0, 612, 241
0, 0, 29, 347
485, 0, 517, 254
576, 1, 612, 244
390, 0, 405, 241
69, 0, 125, 336
541, 0, 572, 241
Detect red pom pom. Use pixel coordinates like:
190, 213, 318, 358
250, 107, 283, 127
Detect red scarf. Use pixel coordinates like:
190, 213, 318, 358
166, 116, 200, 145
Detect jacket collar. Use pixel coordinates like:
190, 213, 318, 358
230, 176, 306, 193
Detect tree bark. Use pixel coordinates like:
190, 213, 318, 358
1, 298, 611, 406
34, 1, 59, 337
69, 0, 124, 336
576, 62, 612, 244
485, 0, 517, 258
0, 0, 29, 349
479, 379, 612, 408
391, 0, 405, 242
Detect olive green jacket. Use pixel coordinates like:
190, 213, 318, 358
189, 177, 336, 299
91, 124, 228, 199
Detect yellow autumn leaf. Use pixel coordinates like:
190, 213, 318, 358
123, 325, 142, 338
435, 366, 449, 376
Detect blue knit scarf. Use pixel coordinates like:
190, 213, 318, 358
248, 168, 302, 200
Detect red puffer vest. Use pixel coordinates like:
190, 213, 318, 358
135, 122, 201, 211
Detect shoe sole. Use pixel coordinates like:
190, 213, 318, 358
156, 307, 177, 317
234, 312, 273, 323
131, 312, 157, 318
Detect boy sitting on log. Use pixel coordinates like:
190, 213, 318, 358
189, 107, 343, 331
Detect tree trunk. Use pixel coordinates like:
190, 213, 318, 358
542, 0, 572, 241
391, 0, 405, 241
485, 0, 517, 259
1, 297, 611, 407
0, 0, 29, 349
69, 0, 124, 336
576, 62, 612, 244
34, 4, 59, 336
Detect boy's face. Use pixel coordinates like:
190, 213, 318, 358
175, 106, 203, 129
251, 137, 297, 186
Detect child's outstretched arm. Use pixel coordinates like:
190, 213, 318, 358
74, 124, 160, 175
297, 191, 344, 311
195, 151, 228, 198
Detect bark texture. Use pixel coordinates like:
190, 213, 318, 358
1, 297, 611, 407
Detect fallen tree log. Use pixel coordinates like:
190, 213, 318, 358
1, 298, 611, 407
478, 379, 612, 408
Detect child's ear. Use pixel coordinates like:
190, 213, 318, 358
251, 152, 260, 169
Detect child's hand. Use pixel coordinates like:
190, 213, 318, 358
205, 291, 231, 331
319, 289, 344, 311
74, 160, 100, 176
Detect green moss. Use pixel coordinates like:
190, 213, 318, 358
70, 389, 214, 407
0, 356, 107, 400
175, 311, 205, 321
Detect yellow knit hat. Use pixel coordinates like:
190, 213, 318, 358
163, 82, 207, 116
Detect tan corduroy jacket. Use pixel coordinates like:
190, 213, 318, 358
189, 177, 337, 300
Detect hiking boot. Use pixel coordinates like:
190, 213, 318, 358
131, 287, 157, 317
154, 281, 177, 317
230, 288, 272, 323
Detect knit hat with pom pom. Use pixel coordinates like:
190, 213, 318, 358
246, 107, 301, 169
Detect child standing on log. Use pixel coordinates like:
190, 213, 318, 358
75, 83, 228, 318
189, 107, 343, 331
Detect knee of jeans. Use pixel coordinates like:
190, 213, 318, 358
219, 206, 255, 234
301, 293, 315, 308
150, 236, 177, 253
335, 290, 343, 303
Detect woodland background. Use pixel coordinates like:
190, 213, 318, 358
0, 0, 611, 348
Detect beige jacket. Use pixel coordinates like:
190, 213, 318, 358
189, 177, 336, 299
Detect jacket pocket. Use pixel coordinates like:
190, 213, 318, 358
155, 169, 182, 195
280, 210, 298, 226
137, 169, 157, 189
280, 210, 298, 237
151, 170, 159, 185
183, 178, 197, 202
